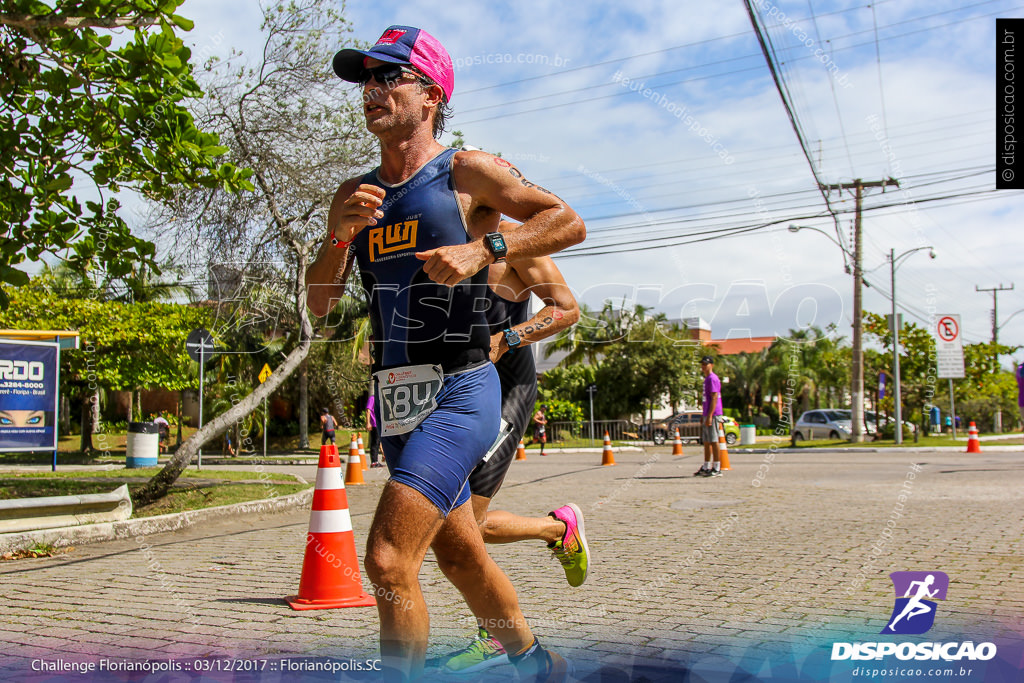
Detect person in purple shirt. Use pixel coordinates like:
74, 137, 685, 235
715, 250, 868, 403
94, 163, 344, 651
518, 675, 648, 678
365, 389, 383, 467
694, 355, 724, 477
1017, 360, 1024, 442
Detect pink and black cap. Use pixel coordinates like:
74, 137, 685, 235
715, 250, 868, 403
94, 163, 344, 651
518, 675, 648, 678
333, 25, 454, 102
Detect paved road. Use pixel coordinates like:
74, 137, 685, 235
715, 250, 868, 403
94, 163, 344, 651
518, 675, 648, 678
2, 447, 1022, 681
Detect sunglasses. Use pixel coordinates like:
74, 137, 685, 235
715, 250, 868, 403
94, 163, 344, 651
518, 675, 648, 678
357, 64, 424, 87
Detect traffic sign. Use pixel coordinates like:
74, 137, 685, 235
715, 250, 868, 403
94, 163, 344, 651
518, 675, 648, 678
936, 316, 959, 342
185, 328, 216, 363
935, 314, 965, 378
259, 363, 273, 384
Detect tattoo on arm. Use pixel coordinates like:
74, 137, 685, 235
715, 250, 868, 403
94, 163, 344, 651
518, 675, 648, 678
508, 166, 553, 195
519, 316, 554, 339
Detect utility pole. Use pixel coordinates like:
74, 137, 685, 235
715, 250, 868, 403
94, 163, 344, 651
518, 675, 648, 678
976, 283, 1014, 433
975, 284, 1015, 344
820, 178, 900, 442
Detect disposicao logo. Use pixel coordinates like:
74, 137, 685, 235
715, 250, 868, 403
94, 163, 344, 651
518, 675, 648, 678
883, 571, 948, 635
831, 571, 997, 662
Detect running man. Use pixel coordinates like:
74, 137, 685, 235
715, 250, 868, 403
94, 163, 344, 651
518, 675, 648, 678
694, 355, 723, 477
306, 25, 584, 682
531, 404, 549, 455
443, 220, 588, 675
319, 407, 337, 446
886, 574, 939, 632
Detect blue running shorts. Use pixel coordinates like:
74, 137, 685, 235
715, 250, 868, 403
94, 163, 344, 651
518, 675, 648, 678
379, 362, 501, 516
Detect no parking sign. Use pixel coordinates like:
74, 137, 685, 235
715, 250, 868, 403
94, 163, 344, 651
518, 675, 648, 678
935, 314, 965, 379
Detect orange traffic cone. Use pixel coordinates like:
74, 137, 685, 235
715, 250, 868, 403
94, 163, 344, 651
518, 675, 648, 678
515, 438, 527, 461
601, 431, 616, 466
286, 444, 375, 610
357, 432, 368, 471
671, 428, 684, 456
717, 422, 731, 471
345, 433, 365, 485
966, 421, 981, 453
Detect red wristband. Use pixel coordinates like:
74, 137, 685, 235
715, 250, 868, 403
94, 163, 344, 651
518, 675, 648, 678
330, 230, 351, 249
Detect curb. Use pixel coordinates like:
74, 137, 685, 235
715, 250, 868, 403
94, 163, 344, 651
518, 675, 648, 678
733, 445, 1024, 454
522, 446, 646, 454
0, 486, 314, 554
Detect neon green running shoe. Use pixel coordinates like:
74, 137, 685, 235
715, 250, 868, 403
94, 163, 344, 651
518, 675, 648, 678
549, 503, 590, 587
443, 628, 508, 675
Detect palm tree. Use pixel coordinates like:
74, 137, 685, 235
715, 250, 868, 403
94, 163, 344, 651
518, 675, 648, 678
545, 301, 658, 366
716, 350, 767, 419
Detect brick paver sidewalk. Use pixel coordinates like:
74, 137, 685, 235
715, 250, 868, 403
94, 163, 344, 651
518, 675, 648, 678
1, 448, 1021, 681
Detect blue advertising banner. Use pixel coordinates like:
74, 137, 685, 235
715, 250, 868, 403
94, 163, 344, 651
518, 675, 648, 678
0, 339, 59, 452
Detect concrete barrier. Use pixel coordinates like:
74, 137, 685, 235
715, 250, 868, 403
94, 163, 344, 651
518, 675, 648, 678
0, 486, 314, 554
0, 485, 132, 534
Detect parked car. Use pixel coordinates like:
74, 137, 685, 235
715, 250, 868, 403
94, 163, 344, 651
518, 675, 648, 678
646, 412, 740, 445
792, 409, 879, 441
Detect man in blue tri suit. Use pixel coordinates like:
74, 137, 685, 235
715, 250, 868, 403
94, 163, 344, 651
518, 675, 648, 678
306, 26, 584, 683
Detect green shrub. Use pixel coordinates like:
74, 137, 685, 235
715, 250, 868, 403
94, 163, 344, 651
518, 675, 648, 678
537, 399, 584, 423
880, 422, 913, 440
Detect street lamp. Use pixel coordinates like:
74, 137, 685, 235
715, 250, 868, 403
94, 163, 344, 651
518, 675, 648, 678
789, 224, 867, 442
888, 246, 936, 444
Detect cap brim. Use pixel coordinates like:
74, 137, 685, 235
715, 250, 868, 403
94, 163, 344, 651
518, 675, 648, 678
332, 48, 411, 82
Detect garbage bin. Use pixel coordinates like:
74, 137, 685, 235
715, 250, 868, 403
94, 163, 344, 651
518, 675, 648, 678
740, 424, 756, 446
126, 422, 159, 468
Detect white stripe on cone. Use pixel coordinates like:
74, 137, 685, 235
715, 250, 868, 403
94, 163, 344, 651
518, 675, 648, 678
315, 467, 344, 491
309, 508, 354, 534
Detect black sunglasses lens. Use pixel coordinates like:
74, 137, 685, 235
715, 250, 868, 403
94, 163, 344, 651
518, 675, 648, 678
359, 65, 404, 85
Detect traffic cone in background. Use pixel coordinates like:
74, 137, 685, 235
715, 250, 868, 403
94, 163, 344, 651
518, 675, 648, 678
601, 431, 616, 466
357, 433, 368, 471
515, 438, 527, 461
344, 433, 365, 485
966, 421, 982, 453
286, 444, 375, 610
717, 423, 732, 471
671, 428, 684, 456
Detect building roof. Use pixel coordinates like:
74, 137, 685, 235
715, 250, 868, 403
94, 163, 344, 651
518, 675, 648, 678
707, 336, 776, 355
0, 329, 81, 350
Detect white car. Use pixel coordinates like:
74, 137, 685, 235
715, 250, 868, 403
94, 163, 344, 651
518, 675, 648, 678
792, 409, 878, 441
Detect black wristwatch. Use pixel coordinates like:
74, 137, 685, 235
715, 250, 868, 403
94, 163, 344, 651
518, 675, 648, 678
483, 232, 508, 262
502, 327, 522, 354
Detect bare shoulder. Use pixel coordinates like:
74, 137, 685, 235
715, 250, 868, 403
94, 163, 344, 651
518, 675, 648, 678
452, 149, 518, 183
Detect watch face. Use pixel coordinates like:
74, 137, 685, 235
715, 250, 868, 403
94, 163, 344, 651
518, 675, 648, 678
504, 328, 521, 347
487, 233, 508, 257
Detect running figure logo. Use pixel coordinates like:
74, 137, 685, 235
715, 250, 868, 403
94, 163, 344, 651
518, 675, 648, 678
882, 571, 949, 635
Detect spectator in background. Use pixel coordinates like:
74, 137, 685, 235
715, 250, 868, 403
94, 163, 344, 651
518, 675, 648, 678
694, 356, 723, 477
153, 413, 170, 453
1017, 359, 1024, 442
365, 388, 382, 467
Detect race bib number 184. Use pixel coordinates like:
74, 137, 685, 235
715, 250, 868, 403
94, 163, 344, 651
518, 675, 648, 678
374, 364, 444, 436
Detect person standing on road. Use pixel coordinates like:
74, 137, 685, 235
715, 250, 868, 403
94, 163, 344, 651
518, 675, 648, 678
1017, 359, 1024, 442
319, 407, 337, 446
442, 222, 589, 676
694, 355, 723, 477
305, 24, 584, 682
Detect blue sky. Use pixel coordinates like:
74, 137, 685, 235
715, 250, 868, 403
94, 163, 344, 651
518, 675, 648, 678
176, 0, 1024, 361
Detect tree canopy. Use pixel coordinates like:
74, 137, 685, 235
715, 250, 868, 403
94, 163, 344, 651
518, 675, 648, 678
0, 0, 252, 307
0, 277, 211, 393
